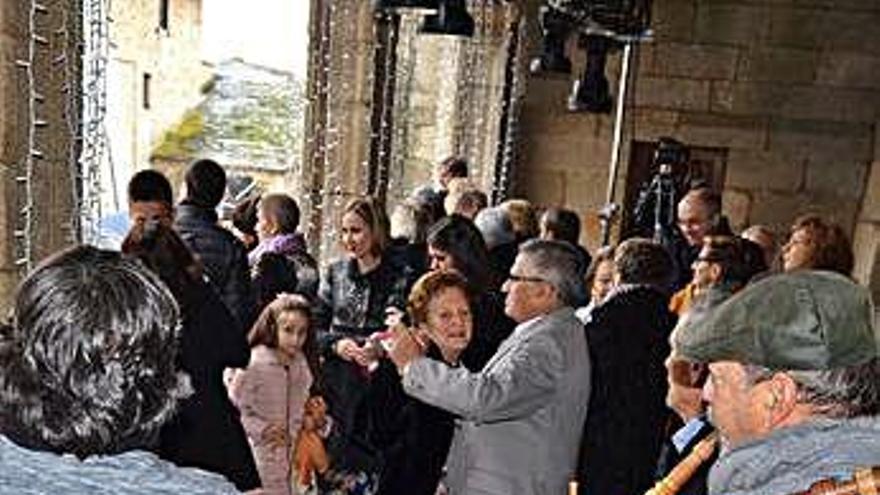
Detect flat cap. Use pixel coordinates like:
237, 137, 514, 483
676, 271, 877, 370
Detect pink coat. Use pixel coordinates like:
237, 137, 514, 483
228, 346, 313, 495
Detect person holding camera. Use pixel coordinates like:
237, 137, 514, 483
389, 240, 590, 495
367, 270, 477, 495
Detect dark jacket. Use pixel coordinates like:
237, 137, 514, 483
314, 256, 413, 350
486, 240, 519, 291
314, 256, 414, 472
461, 290, 516, 371
175, 202, 255, 330
249, 232, 319, 299
578, 284, 677, 495
367, 349, 458, 495
387, 239, 429, 279
654, 417, 717, 495
157, 277, 260, 491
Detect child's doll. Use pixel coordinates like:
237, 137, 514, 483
292, 396, 330, 494
228, 294, 317, 495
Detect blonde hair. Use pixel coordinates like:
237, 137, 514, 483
343, 197, 390, 255
500, 198, 539, 240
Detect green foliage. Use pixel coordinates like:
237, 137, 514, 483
150, 109, 205, 159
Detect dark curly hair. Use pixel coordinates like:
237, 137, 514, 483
0, 245, 189, 458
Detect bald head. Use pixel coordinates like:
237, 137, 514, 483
677, 188, 721, 247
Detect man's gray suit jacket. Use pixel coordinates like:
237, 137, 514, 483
402, 306, 591, 495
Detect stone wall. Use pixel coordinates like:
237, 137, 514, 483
515, 1, 879, 292
107, 0, 210, 201
386, 5, 518, 208
0, 0, 79, 312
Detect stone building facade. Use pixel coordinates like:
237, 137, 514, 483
308, 0, 878, 301
513, 0, 880, 299
0, 0, 877, 310
105, 0, 210, 207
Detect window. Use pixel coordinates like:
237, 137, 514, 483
142, 73, 152, 109
621, 140, 728, 238
159, 0, 169, 31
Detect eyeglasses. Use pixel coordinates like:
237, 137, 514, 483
507, 274, 549, 284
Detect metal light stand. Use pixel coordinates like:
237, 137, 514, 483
597, 27, 652, 247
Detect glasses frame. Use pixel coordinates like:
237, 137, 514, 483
507, 274, 550, 284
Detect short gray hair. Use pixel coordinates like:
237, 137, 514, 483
474, 206, 515, 249
744, 358, 880, 419
518, 239, 586, 307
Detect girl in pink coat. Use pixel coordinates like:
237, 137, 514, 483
228, 294, 316, 495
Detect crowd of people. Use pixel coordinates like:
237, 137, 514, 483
0, 155, 877, 495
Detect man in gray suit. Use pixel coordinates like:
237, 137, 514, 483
390, 239, 591, 495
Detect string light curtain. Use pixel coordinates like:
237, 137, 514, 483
385, 1, 527, 210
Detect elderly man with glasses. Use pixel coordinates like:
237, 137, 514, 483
389, 239, 590, 495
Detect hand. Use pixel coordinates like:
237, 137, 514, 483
335, 338, 362, 362
261, 423, 288, 450
384, 306, 405, 327
388, 327, 428, 372
351, 342, 377, 368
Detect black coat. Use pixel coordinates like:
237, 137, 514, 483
314, 256, 414, 470
461, 290, 516, 371
175, 202, 255, 330
367, 352, 456, 495
577, 285, 677, 495
315, 256, 415, 350
157, 278, 260, 491
486, 241, 518, 291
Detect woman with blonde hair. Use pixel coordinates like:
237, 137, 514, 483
314, 197, 414, 489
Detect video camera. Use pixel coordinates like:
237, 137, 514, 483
631, 137, 690, 240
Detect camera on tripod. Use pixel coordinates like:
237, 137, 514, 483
631, 137, 690, 241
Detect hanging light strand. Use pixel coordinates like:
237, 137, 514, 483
12, 0, 51, 272
387, 12, 420, 207
79, 0, 112, 245
493, 5, 527, 204
59, 0, 85, 244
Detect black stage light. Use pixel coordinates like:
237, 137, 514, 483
420, 0, 475, 37
372, 0, 438, 11
529, 6, 573, 76
567, 34, 613, 113
546, 0, 651, 35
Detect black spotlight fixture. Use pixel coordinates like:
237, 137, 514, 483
567, 34, 614, 113
372, 0, 438, 11
529, 6, 573, 76
545, 0, 652, 35
420, 0, 475, 37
